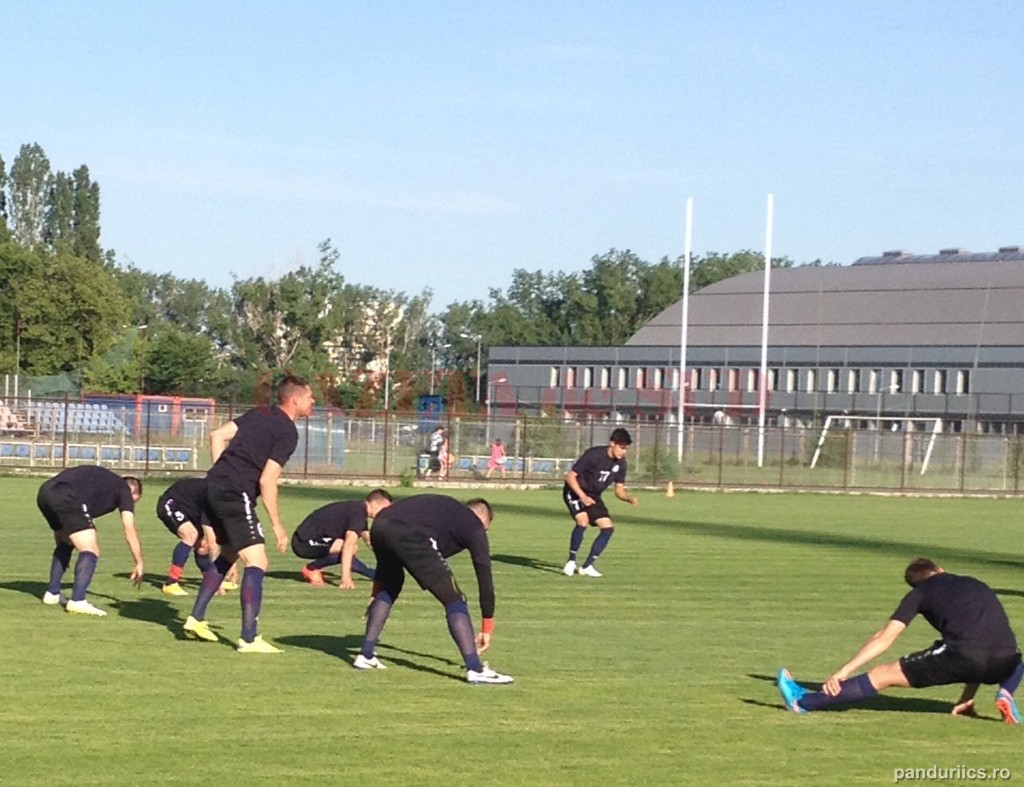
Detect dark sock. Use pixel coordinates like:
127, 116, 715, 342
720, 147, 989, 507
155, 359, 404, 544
308, 555, 340, 571
47, 542, 73, 594
445, 600, 483, 671
194, 552, 213, 573
583, 527, 614, 568
240, 566, 265, 643
1001, 661, 1024, 695
798, 673, 877, 711
568, 525, 586, 561
361, 590, 394, 658
191, 555, 230, 620
167, 542, 192, 583
351, 558, 375, 579
70, 551, 98, 602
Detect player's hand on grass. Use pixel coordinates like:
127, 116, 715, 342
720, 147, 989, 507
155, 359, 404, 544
476, 631, 492, 655
339, 577, 356, 590
129, 562, 145, 587
273, 525, 288, 553
951, 699, 979, 717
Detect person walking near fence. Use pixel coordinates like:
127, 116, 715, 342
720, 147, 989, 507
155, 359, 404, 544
486, 439, 507, 479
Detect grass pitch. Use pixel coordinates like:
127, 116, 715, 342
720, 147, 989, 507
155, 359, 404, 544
1, 477, 1022, 785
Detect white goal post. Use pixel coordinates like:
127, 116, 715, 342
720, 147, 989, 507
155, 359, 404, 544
809, 415, 944, 474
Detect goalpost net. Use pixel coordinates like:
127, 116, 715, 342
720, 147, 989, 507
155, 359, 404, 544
809, 415, 944, 474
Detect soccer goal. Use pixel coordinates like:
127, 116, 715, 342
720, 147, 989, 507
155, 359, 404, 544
809, 415, 944, 474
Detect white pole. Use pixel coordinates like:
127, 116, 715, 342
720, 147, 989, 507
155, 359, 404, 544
676, 197, 693, 462
757, 193, 774, 468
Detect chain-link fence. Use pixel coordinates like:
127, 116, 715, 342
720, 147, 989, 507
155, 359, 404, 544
1, 395, 1022, 494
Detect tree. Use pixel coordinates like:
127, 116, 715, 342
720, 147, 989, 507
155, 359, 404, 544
7, 143, 51, 249
71, 165, 101, 262
142, 326, 217, 395
44, 171, 74, 248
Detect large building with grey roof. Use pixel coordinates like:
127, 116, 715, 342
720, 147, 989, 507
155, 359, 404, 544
487, 247, 1024, 432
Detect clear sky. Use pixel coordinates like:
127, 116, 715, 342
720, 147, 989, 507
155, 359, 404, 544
4, 1, 1022, 309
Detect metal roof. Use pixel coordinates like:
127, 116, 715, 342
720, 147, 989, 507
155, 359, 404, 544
627, 256, 1024, 348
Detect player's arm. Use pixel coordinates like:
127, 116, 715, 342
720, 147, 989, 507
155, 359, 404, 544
120, 510, 145, 585
338, 530, 360, 590
823, 619, 906, 695
470, 547, 497, 654
209, 420, 238, 464
565, 469, 594, 506
613, 482, 638, 507
258, 459, 289, 553
951, 683, 980, 717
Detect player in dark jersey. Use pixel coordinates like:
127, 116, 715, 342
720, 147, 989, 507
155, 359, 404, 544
156, 477, 216, 596
561, 428, 638, 578
778, 558, 1024, 723
182, 375, 315, 653
37, 466, 144, 617
291, 488, 392, 588
353, 494, 513, 684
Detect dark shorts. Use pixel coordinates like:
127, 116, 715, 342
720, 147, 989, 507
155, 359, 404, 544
427, 452, 441, 472
37, 479, 94, 535
900, 640, 1022, 688
206, 483, 265, 552
291, 531, 334, 560
157, 495, 205, 538
562, 484, 610, 525
371, 519, 461, 602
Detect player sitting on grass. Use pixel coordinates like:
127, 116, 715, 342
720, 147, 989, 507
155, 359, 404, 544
778, 557, 1023, 724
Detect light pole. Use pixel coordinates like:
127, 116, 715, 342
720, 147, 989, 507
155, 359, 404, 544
486, 376, 507, 446
137, 324, 148, 394
460, 332, 482, 403
430, 343, 451, 396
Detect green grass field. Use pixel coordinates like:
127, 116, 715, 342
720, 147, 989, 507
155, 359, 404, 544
2, 477, 1023, 785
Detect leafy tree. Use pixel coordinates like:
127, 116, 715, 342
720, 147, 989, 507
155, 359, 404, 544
142, 326, 218, 395
44, 171, 74, 248
71, 165, 101, 262
7, 143, 51, 249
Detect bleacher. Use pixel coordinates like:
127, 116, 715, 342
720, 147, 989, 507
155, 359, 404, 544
27, 402, 126, 435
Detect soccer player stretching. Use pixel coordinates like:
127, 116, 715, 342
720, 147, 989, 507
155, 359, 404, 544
562, 428, 638, 578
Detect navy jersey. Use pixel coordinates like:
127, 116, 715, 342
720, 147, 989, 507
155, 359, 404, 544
157, 477, 208, 526
294, 500, 368, 543
891, 572, 1018, 652
373, 494, 494, 617
206, 405, 298, 499
570, 446, 628, 496
46, 466, 135, 517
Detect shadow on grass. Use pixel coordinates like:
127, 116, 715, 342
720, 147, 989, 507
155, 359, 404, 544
0, 579, 48, 601
993, 587, 1024, 599
275, 633, 364, 660
491, 552, 563, 574
376, 642, 462, 669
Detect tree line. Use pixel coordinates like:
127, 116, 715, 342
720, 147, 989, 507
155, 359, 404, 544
0, 142, 818, 410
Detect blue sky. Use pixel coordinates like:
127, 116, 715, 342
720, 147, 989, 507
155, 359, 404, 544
4, 1, 1022, 308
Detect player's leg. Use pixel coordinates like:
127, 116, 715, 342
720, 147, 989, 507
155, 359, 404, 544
163, 521, 200, 595
579, 511, 614, 577
184, 519, 233, 640
65, 527, 106, 616
562, 485, 590, 575
356, 549, 404, 667
44, 531, 73, 605
995, 655, 1022, 724
236, 542, 273, 649
39, 483, 75, 605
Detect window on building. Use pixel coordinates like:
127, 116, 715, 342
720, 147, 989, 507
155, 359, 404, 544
635, 368, 646, 389
934, 369, 947, 394
766, 368, 778, 392
692, 368, 703, 392
890, 369, 903, 393
727, 369, 740, 392
826, 368, 839, 393
566, 367, 577, 388
708, 368, 719, 392
745, 369, 757, 392
652, 368, 663, 390
847, 369, 860, 393
910, 369, 923, 394
582, 367, 593, 388
616, 368, 627, 390
599, 367, 610, 389
956, 370, 970, 395
868, 369, 880, 394
805, 369, 816, 392
550, 367, 560, 388
786, 369, 797, 393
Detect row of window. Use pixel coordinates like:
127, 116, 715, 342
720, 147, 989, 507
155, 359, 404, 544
550, 366, 972, 396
